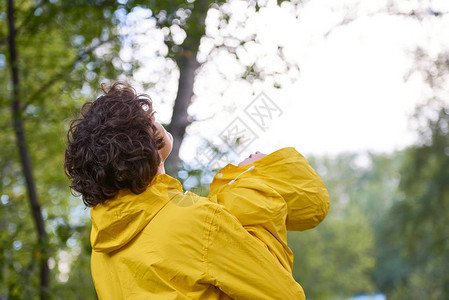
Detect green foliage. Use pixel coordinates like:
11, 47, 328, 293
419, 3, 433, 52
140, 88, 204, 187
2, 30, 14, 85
1, 0, 134, 297
289, 211, 376, 299
376, 100, 449, 299
288, 153, 396, 299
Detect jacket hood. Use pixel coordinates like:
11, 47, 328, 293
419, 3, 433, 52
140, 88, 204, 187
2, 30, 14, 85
209, 147, 330, 231
90, 174, 184, 253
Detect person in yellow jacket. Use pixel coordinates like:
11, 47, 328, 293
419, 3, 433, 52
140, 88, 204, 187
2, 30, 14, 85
65, 82, 329, 299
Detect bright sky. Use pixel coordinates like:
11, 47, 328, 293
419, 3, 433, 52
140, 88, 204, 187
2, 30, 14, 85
118, 0, 449, 166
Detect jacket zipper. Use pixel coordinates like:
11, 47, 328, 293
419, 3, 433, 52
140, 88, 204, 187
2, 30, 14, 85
228, 165, 255, 186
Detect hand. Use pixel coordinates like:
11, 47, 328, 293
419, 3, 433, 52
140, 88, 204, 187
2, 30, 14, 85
238, 151, 267, 166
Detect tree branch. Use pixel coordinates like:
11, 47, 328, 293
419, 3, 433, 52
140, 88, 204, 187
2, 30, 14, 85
16, 0, 47, 34
7, 1, 49, 298
323, 6, 449, 38
22, 38, 115, 110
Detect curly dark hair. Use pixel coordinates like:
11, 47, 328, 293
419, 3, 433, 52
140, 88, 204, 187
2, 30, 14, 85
64, 82, 165, 207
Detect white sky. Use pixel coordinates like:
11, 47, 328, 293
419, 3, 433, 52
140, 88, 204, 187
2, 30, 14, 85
119, 0, 449, 165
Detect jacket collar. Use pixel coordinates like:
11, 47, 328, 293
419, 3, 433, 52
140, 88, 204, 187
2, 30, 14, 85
90, 174, 184, 253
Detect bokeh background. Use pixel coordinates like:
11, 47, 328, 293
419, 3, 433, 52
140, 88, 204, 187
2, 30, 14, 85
1, 0, 448, 299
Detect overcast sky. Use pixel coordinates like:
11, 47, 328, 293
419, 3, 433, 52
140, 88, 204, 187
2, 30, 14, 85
118, 0, 449, 166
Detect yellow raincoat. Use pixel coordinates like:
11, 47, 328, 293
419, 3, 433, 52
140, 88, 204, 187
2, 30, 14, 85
90, 147, 329, 299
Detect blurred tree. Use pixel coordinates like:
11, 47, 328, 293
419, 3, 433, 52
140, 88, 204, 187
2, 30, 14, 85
289, 210, 376, 299
375, 42, 449, 297
376, 100, 449, 299
319, 3, 449, 297
2, 0, 133, 298
7, 0, 50, 297
374, 17, 449, 294
287, 153, 399, 299
306, 116, 448, 299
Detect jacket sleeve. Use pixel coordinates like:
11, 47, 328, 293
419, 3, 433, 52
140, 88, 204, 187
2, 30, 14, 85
204, 203, 305, 300
278, 152, 330, 231
214, 177, 287, 227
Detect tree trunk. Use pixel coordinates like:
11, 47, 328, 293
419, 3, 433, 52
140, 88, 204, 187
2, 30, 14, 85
7, 1, 49, 299
166, 51, 201, 175
165, 0, 211, 176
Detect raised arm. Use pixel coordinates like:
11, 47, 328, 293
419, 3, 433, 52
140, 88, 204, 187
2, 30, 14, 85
272, 148, 330, 231
209, 147, 330, 231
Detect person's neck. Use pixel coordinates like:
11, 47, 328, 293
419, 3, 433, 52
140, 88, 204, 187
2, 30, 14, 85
156, 161, 166, 175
